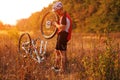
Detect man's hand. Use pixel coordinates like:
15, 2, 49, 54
52, 21, 58, 28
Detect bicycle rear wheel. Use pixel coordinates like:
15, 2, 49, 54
41, 11, 58, 39
18, 33, 32, 54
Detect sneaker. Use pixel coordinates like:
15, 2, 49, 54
51, 66, 61, 72
23, 55, 27, 58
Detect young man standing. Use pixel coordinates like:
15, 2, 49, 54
52, 1, 72, 73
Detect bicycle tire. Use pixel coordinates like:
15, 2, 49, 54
40, 11, 58, 39
18, 33, 32, 54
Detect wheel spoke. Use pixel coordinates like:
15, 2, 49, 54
41, 12, 58, 39
18, 33, 32, 55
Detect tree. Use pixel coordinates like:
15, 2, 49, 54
0, 21, 3, 30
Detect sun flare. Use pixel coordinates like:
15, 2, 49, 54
0, 0, 54, 25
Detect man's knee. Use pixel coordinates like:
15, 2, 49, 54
60, 52, 66, 60
60, 51, 66, 56
55, 49, 60, 56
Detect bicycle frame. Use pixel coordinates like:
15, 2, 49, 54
21, 38, 48, 63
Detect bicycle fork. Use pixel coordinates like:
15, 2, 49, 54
38, 40, 48, 63
39, 40, 48, 56
32, 40, 48, 63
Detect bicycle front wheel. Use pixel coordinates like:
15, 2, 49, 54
40, 11, 58, 39
18, 33, 32, 54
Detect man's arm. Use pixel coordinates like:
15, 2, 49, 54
54, 15, 66, 31
54, 22, 66, 30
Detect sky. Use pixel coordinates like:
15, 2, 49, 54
0, 0, 54, 25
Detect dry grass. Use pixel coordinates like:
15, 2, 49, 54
0, 32, 120, 80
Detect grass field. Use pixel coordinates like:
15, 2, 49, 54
0, 31, 120, 80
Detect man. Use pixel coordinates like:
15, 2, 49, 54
52, 1, 72, 73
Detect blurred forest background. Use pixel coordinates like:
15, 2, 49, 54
0, 0, 120, 80
0, 0, 120, 33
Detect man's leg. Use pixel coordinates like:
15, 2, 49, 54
54, 50, 61, 68
60, 50, 67, 72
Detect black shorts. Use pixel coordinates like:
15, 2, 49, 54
55, 31, 68, 51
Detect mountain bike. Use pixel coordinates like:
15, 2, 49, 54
18, 33, 47, 63
40, 11, 58, 39
18, 11, 57, 63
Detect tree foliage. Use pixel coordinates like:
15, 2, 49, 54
16, 0, 120, 33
